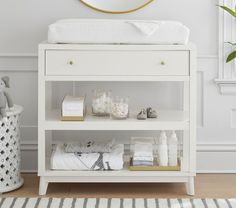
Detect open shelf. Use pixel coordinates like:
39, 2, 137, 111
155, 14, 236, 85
44, 75, 190, 82
44, 109, 189, 130
44, 169, 193, 177
45, 158, 191, 178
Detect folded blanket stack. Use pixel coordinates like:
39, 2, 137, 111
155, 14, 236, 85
51, 139, 124, 171
64, 139, 115, 153
132, 143, 154, 166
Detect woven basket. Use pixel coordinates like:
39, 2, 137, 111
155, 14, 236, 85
0, 105, 24, 193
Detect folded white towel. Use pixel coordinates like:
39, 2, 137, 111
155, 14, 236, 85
133, 143, 153, 157
132, 160, 153, 166
133, 156, 154, 162
51, 143, 124, 170
127, 21, 163, 36
64, 138, 115, 153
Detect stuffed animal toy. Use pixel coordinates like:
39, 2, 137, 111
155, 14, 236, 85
0, 76, 14, 121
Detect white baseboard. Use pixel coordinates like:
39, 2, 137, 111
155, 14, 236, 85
20, 142, 236, 173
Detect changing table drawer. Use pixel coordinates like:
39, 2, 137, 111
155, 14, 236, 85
45, 50, 189, 76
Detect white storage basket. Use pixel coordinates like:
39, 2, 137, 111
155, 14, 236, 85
0, 105, 24, 193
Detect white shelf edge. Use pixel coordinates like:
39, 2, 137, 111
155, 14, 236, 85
43, 170, 194, 177
44, 110, 190, 131
44, 75, 190, 82
215, 79, 236, 94
40, 175, 193, 183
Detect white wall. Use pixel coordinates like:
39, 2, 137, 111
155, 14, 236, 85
1, 0, 236, 172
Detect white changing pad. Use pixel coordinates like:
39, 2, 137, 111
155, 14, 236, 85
48, 19, 190, 45
51, 143, 124, 171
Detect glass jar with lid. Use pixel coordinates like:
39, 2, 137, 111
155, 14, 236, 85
92, 89, 112, 116
110, 96, 129, 119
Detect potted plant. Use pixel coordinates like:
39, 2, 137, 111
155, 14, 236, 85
218, 5, 236, 62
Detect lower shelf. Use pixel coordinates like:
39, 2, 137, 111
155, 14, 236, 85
43, 170, 193, 177
39, 172, 195, 184
43, 160, 191, 178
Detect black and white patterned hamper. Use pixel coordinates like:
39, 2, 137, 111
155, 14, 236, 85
0, 105, 24, 193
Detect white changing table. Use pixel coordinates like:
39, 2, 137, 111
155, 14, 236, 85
38, 43, 197, 195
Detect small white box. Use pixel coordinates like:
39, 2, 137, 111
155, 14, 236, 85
61, 95, 85, 121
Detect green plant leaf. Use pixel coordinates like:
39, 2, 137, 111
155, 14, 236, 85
226, 51, 236, 62
225, 41, 236, 46
217, 5, 236, 18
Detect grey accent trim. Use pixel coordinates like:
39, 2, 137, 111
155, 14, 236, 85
144, 198, 148, 208
213, 198, 220, 208
107, 198, 111, 208
178, 199, 184, 208
202, 198, 208, 208
83, 198, 88, 208
0, 198, 6, 207
132, 198, 135, 208
9, 198, 17, 208
190, 198, 195, 208
120, 198, 124, 208
71, 198, 76, 208
167, 199, 171, 208
22, 198, 29, 208
34, 197, 41, 208
226, 199, 233, 208
47, 198, 52, 208
95, 198, 100, 208
59, 198, 64, 208
155, 198, 159, 208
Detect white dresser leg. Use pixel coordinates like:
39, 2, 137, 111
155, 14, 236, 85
185, 177, 195, 196
39, 177, 48, 195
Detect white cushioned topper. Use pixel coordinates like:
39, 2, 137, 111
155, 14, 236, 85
48, 19, 190, 45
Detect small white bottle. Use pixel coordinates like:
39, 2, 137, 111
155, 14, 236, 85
168, 131, 178, 166
158, 131, 168, 166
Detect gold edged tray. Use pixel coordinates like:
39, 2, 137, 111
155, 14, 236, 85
129, 158, 181, 171
61, 116, 84, 121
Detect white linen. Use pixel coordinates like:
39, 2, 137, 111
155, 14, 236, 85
133, 143, 153, 157
133, 156, 154, 161
48, 19, 190, 45
64, 138, 115, 153
51, 143, 124, 170
126, 21, 163, 36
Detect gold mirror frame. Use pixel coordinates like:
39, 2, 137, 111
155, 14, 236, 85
80, 0, 154, 14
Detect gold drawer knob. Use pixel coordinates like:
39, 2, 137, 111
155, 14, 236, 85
160, 61, 165, 66
68, 61, 74, 65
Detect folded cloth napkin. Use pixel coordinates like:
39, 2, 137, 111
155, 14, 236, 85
51, 143, 124, 170
64, 138, 115, 153
133, 156, 154, 162
132, 160, 154, 166
133, 143, 153, 157
126, 21, 163, 36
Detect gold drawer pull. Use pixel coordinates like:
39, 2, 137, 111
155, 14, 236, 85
68, 61, 74, 65
160, 61, 165, 66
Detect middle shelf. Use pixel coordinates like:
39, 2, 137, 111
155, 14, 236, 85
44, 109, 189, 130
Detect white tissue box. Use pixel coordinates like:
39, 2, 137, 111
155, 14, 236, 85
61, 95, 85, 121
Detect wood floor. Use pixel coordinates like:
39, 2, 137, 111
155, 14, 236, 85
3, 174, 236, 198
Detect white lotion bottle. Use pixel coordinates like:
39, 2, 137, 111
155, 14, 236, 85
158, 131, 168, 166
168, 130, 178, 166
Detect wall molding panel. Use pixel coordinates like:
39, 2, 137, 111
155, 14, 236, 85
197, 71, 205, 128
0, 55, 37, 72
216, 0, 236, 94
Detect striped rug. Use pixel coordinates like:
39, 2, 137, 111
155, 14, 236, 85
0, 198, 236, 208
